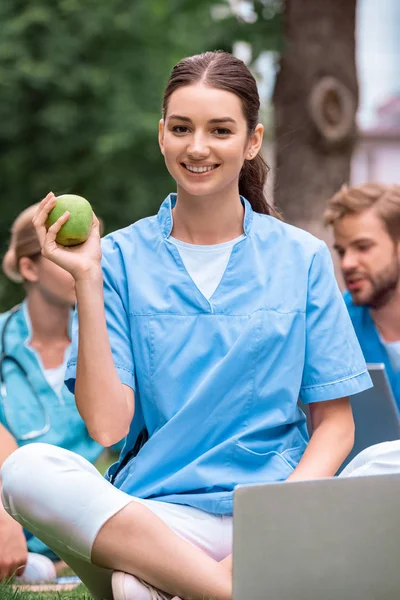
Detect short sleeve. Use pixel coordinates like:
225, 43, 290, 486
299, 242, 372, 404
65, 236, 136, 394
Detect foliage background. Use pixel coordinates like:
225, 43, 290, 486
0, 0, 282, 311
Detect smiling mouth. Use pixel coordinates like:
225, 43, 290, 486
182, 163, 220, 174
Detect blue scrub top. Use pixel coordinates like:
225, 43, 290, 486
66, 195, 372, 515
0, 301, 102, 459
0, 301, 103, 558
344, 291, 400, 410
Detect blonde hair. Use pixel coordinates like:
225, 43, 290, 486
324, 183, 400, 241
2, 204, 41, 283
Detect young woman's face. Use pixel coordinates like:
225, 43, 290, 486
159, 83, 263, 199
20, 255, 76, 308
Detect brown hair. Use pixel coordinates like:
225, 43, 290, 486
324, 183, 400, 241
162, 51, 281, 219
2, 204, 41, 283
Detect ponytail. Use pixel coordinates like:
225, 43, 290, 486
239, 154, 282, 220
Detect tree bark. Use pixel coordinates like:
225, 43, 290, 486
272, 0, 358, 237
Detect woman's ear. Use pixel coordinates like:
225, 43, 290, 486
158, 119, 165, 156
18, 257, 40, 283
245, 123, 264, 160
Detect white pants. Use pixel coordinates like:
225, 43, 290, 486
3, 441, 400, 599
1, 443, 232, 600
339, 440, 400, 477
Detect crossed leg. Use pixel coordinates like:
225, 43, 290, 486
1, 444, 232, 600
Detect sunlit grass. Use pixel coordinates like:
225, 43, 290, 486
0, 582, 90, 600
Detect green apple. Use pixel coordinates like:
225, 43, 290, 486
46, 194, 93, 246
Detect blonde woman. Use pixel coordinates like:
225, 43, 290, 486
0, 205, 103, 582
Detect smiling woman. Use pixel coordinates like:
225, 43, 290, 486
1, 51, 372, 600
159, 51, 280, 223
160, 86, 254, 216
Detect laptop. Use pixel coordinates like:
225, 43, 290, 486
233, 474, 400, 600
299, 364, 400, 471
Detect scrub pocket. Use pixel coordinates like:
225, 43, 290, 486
232, 442, 304, 484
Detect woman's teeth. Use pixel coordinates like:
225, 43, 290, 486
185, 165, 217, 173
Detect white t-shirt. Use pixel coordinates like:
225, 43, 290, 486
42, 346, 70, 396
169, 234, 245, 299
381, 338, 400, 374
43, 362, 67, 396
377, 329, 400, 374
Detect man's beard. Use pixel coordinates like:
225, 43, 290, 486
351, 259, 400, 309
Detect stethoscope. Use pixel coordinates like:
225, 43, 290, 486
0, 304, 51, 440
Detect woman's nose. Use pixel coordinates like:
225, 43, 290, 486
187, 133, 210, 158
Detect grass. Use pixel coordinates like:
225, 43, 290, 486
0, 451, 119, 600
0, 582, 90, 600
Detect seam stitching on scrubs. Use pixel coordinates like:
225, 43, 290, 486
281, 445, 302, 457
148, 319, 163, 422
67, 360, 134, 376
300, 368, 369, 390
128, 308, 305, 316
231, 311, 260, 443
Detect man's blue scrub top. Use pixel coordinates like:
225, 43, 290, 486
344, 291, 400, 410
66, 195, 372, 515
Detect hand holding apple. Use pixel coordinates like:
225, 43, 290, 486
46, 194, 93, 246
33, 192, 103, 282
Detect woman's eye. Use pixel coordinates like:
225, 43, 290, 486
172, 126, 190, 134
213, 128, 231, 135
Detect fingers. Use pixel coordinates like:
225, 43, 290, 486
0, 559, 26, 582
32, 192, 57, 247
41, 211, 70, 258
91, 214, 101, 236
15, 561, 27, 578
84, 214, 101, 245
32, 190, 72, 259
47, 211, 70, 236
34, 192, 56, 224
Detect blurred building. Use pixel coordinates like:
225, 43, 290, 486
234, 0, 400, 188
352, 96, 400, 185
351, 0, 400, 184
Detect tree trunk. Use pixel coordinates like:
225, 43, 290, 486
272, 0, 358, 238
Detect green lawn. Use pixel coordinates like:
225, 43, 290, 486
0, 582, 90, 600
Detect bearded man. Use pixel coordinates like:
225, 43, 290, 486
325, 183, 400, 410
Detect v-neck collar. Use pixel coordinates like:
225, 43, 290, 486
157, 194, 253, 310
157, 193, 254, 239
